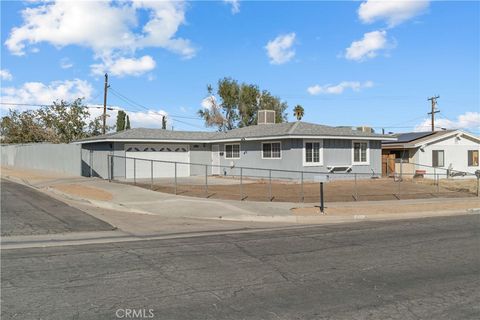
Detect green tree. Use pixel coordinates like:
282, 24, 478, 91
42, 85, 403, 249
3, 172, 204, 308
0, 99, 110, 144
0, 110, 55, 143
37, 99, 92, 143
293, 105, 304, 121
125, 115, 131, 130
116, 110, 126, 132
198, 78, 288, 131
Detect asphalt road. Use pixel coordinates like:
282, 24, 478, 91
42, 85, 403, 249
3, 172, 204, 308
2, 214, 479, 320
1, 179, 113, 236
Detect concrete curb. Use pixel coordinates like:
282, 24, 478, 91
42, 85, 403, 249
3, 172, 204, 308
3, 174, 479, 226
208, 208, 477, 224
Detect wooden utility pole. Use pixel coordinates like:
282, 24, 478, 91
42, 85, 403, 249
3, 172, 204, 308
102, 73, 109, 135
427, 95, 440, 132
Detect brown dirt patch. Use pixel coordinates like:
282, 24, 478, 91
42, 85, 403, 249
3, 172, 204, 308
53, 184, 113, 201
131, 178, 476, 203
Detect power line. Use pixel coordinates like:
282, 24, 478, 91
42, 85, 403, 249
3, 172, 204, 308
0, 102, 116, 110
108, 87, 205, 129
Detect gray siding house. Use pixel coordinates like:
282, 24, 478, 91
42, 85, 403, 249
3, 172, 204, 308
76, 121, 395, 179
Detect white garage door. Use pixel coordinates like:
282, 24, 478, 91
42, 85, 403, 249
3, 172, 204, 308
125, 144, 190, 178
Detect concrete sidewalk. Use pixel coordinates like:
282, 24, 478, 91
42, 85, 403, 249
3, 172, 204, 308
2, 166, 479, 228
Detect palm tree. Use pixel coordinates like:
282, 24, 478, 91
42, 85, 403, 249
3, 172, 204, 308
293, 105, 304, 121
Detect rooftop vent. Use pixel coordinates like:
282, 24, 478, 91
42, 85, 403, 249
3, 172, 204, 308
257, 110, 276, 125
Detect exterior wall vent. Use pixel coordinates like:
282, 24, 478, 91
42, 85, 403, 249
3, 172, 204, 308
257, 110, 276, 125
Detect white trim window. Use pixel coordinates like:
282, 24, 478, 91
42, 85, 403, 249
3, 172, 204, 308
262, 142, 281, 159
468, 150, 479, 167
304, 141, 323, 166
432, 150, 444, 167
352, 141, 369, 165
225, 143, 240, 159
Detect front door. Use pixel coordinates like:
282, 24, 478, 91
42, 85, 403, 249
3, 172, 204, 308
212, 145, 220, 175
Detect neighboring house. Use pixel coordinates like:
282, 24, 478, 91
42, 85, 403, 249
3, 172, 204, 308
382, 130, 480, 178
76, 115, 394, 180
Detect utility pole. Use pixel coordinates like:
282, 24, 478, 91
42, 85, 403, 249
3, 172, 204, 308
102, 73, 109, 135
427, 95, 440, 132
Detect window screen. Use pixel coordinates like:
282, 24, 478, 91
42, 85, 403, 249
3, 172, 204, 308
468, 150, 479, 166
432, 150, 444, 167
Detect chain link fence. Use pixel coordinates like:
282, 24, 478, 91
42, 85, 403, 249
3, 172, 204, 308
108, 155, 479, 203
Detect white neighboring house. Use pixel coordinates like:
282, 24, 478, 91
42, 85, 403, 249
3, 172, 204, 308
382, 130, 480, 179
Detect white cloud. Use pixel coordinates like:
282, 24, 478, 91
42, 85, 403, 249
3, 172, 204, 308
224, 0, 240, 14
201, 95, 217, 110
0, 81, 169, 129
345, 30, 390, 61
414, 112, 480, 132
265, 33, 296, 65
5, 0, 195, 77
88, 105, 169, 129
1, 79, 93, 107
0, 69, 13, 81
307, 81, 374, 95
60, 57, 73, 69
358, 0, 430, 27
91, 55, 156, 77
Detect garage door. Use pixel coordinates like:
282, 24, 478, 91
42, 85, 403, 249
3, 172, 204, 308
125, 144, 190, 178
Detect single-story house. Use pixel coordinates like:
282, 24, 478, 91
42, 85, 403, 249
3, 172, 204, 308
382, 130, 480, 178
76, 118, 395, 180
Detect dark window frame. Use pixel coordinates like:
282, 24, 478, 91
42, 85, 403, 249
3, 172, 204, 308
432, 150, 445, 167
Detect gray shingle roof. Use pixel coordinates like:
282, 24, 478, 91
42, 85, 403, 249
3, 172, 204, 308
76, 121, 393, 143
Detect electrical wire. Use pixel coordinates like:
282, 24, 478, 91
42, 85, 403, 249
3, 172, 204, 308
0, 102, 116, 110
108, 87, 205, 129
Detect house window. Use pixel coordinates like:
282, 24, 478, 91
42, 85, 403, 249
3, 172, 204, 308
391, 150, 410, 163
225, 144, 240, 159
305, 142, 321, 164
468, 150, 479, 166
262, 142, 281, 159
432, 150, 444, 167
353, 141, 368, 164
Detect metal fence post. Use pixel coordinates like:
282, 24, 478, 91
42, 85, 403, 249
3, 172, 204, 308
437, 174, 440, 193
320, 182, 324, 213
269, 169, 272, 201
133, 158, 136, 186
397, 171, 401, 197
301, 171, 304, 203
89, 150, 93, 178
174, 162, 177, 195
205, 164, 208, 197
240, 167, 243, 200
354, 173, 358, 201
150, 160, 153, 190
400, 158, 403, 180
477, 176, 479, 197
107, 155, 111, 182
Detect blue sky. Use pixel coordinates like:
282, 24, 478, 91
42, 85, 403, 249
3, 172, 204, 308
1, 0, 479, 133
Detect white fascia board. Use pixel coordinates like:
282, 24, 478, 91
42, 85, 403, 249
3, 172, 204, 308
411, 130, 480, 147
74, 135, 396, 145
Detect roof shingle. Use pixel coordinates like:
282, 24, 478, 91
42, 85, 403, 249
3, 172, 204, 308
76, 121, 392, 143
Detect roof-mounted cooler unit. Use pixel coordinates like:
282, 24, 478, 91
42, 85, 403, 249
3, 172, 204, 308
257, 110, 276, 125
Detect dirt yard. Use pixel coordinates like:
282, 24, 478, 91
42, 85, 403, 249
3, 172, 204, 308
132, 177, 478, 203
52, 184, 113, 201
